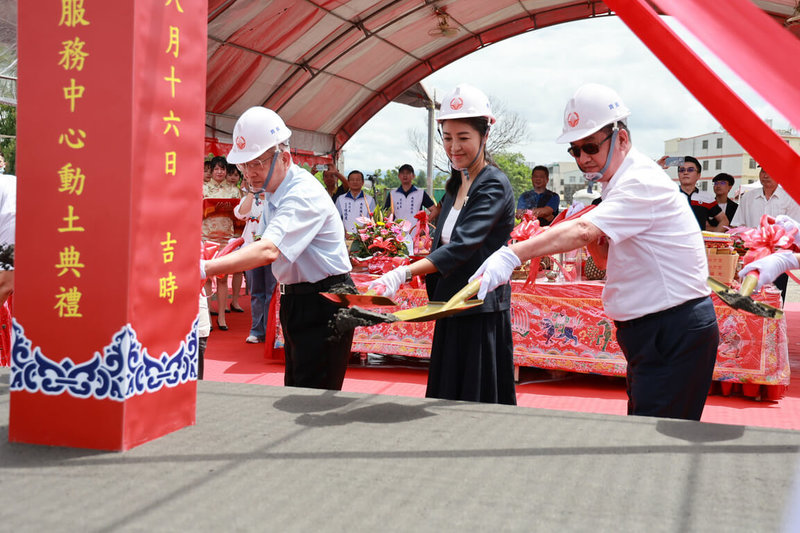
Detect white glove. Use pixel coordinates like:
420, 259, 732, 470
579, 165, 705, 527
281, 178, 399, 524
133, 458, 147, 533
469, 247, 521, 300
367, 265, 409, 298
200, 259, 208, 280
775, 215, 800, 247
565, 201, 585, 219
738, 251, 799, 291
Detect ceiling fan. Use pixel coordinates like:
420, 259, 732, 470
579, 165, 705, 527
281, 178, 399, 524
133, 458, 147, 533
428, 8, 459, 38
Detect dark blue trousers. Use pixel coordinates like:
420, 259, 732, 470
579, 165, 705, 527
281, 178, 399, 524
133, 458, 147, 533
614, 296, 719, 421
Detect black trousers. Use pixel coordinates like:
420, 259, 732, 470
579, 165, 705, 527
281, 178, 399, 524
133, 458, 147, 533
279, 278, 355, 390
614, 296, 719, 421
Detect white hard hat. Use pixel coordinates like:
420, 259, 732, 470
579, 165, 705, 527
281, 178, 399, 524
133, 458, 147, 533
437, 83, 496, 125
556, 83, 630, 144
227, 107, 292, 164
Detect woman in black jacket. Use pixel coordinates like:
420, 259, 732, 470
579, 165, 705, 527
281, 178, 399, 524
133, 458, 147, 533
369, 84, 516, 404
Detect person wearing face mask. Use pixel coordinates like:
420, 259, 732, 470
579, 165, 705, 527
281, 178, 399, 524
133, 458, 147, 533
201, 107, 356, 391
368, 84, 517, 405
471, 83, 719, 421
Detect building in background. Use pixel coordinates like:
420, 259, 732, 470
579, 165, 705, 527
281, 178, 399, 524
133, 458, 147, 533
662, 121, 800, 194
545, 161, 600, 207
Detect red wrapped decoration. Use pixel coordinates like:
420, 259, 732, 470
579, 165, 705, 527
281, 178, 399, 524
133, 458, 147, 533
729, 214, 800, 284
413, 211, 432, 255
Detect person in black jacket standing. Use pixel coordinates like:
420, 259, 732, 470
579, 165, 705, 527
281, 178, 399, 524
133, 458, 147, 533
369, 83, 516, 404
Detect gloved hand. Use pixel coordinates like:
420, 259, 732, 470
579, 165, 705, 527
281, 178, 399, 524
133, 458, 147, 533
775, 215, 800, 247
469, 246, 521, 300
738, 251, 799, 291
565, 201, 586, 219
367, 265, 409, 298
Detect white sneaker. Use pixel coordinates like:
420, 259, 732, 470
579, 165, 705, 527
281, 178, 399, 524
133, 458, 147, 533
245, 335, 262, 344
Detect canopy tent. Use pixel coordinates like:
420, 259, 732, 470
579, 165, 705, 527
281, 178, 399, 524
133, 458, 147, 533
206, 0, 800, 187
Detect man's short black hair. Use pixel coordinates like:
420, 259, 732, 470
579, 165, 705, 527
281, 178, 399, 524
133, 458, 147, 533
683, 156, 701, 173
348, 170, 364, 181
398, 164, 414, 174
531, 165, 549, 178
713, 172, 734, 186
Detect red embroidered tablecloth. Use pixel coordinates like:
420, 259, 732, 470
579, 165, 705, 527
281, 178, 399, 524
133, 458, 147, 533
268, 275, 789, 388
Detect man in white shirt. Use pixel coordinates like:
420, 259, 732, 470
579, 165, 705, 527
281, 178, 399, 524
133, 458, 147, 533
472, 83, 719, 421
0, 173, 15, 305
731, 166, 800, 301
203, 107, 355, 391
731, 167, 800, 227
335, 170, 375, 233
383, 164, 439, 228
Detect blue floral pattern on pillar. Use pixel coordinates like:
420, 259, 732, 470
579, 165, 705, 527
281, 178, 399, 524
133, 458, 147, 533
10, 318, 198, 400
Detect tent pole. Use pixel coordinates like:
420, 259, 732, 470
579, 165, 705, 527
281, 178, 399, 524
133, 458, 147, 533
426, 90, 435, 197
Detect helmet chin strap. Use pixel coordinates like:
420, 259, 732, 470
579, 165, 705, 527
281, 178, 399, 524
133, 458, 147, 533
583, 126, 620, 193
249, 149, 281, 196
448, 131, 489, 182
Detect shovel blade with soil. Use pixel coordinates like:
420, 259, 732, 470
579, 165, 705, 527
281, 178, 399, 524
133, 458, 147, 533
707, 273, 783, 319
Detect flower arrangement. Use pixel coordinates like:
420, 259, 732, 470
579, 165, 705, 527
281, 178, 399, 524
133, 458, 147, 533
349, 205, 412, 259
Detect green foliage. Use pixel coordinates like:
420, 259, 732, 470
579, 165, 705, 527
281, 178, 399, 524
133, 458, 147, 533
0, 104, 15, 175
493, 151, 531, 200
414, 169, 427, 188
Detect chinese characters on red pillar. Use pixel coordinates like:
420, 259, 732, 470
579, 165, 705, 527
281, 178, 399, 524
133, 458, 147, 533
157, 1, 185, 306
54, 0, 91, 318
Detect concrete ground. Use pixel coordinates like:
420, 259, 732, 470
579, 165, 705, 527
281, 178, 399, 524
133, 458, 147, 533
2, 370, 800, 532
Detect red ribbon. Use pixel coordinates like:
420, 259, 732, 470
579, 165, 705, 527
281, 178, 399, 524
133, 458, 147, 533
735, 214, 798, 265
508, 205, 598, 288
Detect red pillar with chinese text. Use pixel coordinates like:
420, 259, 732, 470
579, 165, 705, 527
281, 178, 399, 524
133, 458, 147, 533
11, 0, 206, 450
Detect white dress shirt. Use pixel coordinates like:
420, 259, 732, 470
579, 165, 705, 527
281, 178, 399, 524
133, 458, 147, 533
583, 147, 709, 321
258, 164, 351, 284
731, 185, 800, 227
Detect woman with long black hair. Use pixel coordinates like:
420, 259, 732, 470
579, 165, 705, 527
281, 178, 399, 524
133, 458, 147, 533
369, 83, 516, 404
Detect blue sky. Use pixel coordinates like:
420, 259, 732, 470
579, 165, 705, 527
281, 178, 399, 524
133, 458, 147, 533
341, 16, 792, 176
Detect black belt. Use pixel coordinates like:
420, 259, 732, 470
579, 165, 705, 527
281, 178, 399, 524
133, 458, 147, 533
279, 273, 350, 295
613, 296, 709, 330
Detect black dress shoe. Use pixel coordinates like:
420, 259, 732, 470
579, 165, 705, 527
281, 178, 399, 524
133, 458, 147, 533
230, 305, 245, 313
216, 320, 228, 331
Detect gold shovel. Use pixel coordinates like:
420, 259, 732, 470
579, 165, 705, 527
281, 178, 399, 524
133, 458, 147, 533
391, 278, 484, 322
707, 272, 783, 319
320, 291, 397, 307
330, 278, 484, 337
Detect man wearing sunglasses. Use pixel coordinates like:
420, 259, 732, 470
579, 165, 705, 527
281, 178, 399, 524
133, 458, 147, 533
472, 83, 719, 421
202, 106, 357, 391
674, 156, 729, 231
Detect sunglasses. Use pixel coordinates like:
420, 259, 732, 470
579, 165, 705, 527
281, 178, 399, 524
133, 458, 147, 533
677, 167, 697, 173
567, 132, 613, 158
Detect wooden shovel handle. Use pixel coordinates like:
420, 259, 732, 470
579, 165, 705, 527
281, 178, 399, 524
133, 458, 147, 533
740, 272, 759, 297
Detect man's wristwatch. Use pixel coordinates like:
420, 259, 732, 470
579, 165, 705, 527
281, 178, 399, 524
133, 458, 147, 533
405, 267, 413, 282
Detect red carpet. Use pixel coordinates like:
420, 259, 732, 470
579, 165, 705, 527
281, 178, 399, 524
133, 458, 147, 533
205, 291, 800, 431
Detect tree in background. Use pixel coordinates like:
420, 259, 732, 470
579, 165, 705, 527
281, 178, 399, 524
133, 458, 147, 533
0, 103, 14, 174
493, 151, 532, 200
0, 22, 17, 175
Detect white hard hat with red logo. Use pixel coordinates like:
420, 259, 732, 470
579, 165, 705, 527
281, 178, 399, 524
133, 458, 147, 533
437, 83, 496, 125
227, 106, 292, 164
556, 83, 630, 144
